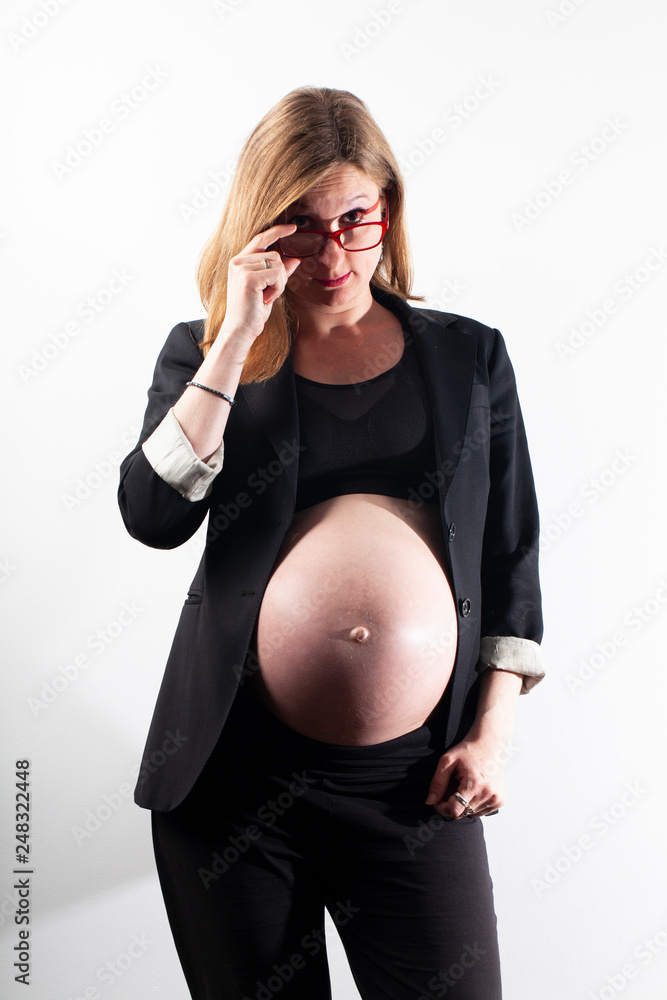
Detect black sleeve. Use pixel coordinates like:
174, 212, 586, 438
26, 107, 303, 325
117, 321, 213, 549
479, 329, 543, 642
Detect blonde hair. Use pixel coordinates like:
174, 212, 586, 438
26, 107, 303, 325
195, 86, 421, 384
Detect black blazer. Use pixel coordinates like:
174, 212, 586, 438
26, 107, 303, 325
118, 285, 543, 812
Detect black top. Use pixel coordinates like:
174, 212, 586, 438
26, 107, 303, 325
294, 328, 438, 511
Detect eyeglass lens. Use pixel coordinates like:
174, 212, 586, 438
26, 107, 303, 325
280, 223, 384, 257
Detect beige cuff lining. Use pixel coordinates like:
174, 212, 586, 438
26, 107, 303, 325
476, 635, 545, 694
141, 407, 224, 501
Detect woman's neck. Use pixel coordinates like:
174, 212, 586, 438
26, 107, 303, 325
289, 293, 384, 344
289, 298, 404, 381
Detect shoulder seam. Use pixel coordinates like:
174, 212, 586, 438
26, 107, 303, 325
185, 320, 205, 356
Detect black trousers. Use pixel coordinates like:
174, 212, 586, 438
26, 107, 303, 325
151, 682, 503, 999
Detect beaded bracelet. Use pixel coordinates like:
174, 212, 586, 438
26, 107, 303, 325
185, 381, 236, 407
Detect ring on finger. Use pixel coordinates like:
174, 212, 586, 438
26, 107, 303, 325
454, 792, 470, 810
263, 257, 272, 269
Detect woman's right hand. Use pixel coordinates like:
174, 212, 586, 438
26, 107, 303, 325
216, 223, 302, 356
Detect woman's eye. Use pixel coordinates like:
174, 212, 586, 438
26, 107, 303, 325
287, 215, 311, 228
341, 209, 364, 224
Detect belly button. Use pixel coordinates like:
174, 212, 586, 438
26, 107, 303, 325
350, 626, 371, 643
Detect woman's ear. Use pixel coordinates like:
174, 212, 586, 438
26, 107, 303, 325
381, 180, 393, 218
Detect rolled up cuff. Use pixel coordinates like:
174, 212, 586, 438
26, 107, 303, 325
141, 407, 223, 502
476, 636, 545, 694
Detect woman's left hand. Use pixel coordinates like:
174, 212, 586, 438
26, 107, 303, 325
424, 735, 506, 819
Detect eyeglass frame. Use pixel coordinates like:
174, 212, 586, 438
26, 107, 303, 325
277, 192, 389, 258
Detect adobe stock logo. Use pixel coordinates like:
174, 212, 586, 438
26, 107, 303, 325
585, 918, 667, 1000
565, 578, 667, 694
51, 66, 168, 179
531, 781, 648, 898
7, 0, 70, 52
555, 245, 667, 361
398, 77, 501, 179
18, 270, 134, 384
339, 2, 404, 63
545, 0, 591, 29
511, 117, 628, 233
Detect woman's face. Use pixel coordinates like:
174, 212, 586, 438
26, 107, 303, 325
280, 163, 386, 315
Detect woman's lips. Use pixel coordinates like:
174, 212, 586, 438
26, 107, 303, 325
313, 272, 351, 287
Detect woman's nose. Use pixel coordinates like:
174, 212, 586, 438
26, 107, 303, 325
316, 235, 346, 262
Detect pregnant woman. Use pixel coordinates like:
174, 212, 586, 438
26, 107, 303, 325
118, 86, 545, 1000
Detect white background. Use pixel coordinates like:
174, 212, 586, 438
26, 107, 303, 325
2, 1, 667, 997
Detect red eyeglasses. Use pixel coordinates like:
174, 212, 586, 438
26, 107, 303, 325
277, 194, 389, 258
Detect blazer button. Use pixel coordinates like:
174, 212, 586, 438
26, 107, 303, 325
448, 522, 456, 541
459, 598, 471, 617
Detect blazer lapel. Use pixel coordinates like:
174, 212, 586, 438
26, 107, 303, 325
372, 287, 478, 501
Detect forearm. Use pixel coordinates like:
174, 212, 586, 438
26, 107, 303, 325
172, 333, 247, 461
467, 667, 523, 745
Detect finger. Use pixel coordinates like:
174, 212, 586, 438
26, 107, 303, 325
245, 223, 297, 253
258, 256, 302, 301
439, 788, 476, 820
424, 754, 457, 806
469, 805, 498, 817
231, 252, 284, 269
434, 799, 469, 821
429, 763, 477, 816
282, 256, 302, 278
229, 258, 287, 307
438, 782, 503, 819
470, 790, 503, 815
231, 253, 301, 286
456, 799, 498, 818
263, 280, 287, 307
262, 263, 294, 305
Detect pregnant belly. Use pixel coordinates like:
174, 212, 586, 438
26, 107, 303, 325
249, 494, 458, 744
